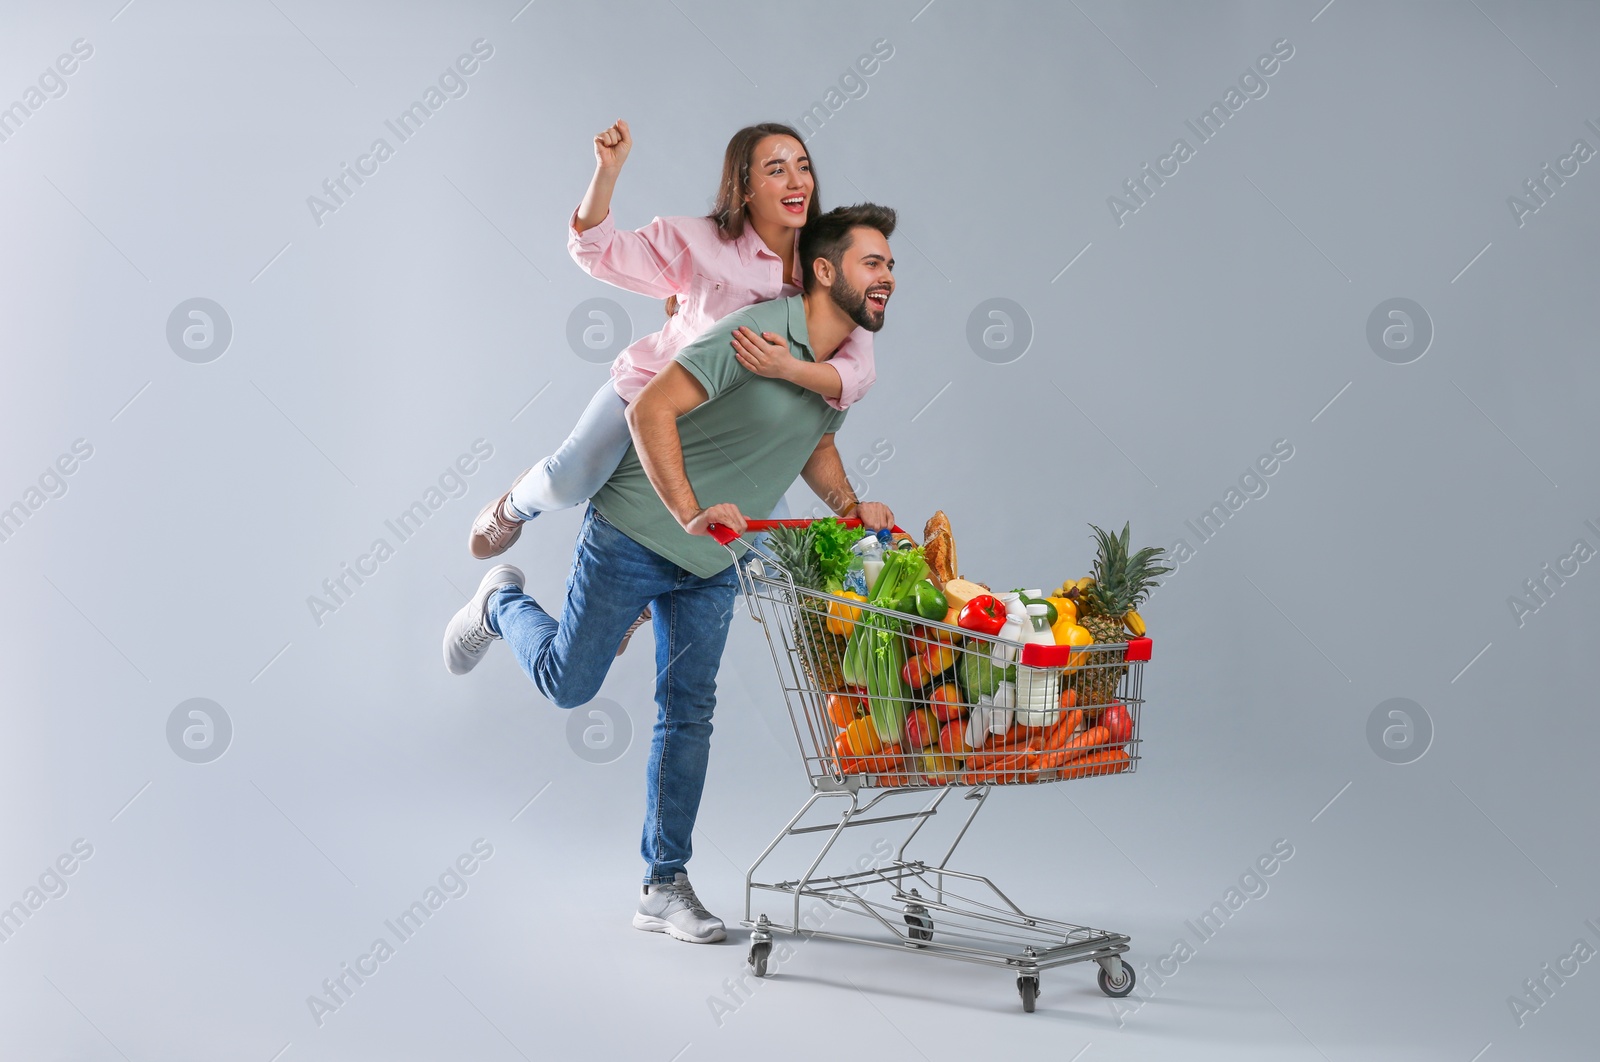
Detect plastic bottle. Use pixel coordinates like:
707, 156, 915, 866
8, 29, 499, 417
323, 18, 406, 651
1014, 604, 1061, 728
991, 592, 1025, 666
847, 531, 888, 596
966, 698, 991, 749
987, 679, 1016, 736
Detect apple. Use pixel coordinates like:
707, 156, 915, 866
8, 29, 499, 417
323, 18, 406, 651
927, 684, 964, 723
903, 708, 939, 750
920, 752, 962, 783
938, 720, 971, 757
1102, 702, 1133, 748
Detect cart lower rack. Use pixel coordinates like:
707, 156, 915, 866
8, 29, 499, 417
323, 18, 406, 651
712, 519, 1153, 1012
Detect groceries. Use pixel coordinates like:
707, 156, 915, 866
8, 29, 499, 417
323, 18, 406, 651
849, 531, 886, 596
956, 594, 1006, 635
1056, 523, 1172, 708
922, 511, 958, 587
812, 515, 1167, 786
1013, 604, 1060, 728
826, 591, 866, 636
842, 540, 931, 745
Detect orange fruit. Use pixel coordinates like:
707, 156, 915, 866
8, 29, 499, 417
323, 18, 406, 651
826, 692, 864, 729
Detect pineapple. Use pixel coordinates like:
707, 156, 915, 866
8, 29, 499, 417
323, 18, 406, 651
763, 524, 848, 692
1073, 523, 1170, 705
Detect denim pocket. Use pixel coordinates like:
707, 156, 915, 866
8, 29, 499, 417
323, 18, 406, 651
579, 504, 632, 567
586, 504, 623, 540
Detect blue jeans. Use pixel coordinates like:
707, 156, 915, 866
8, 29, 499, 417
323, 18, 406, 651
487, 505, 740, 885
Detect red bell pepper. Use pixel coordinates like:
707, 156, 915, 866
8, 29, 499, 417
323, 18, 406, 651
957, 594, 1006, 636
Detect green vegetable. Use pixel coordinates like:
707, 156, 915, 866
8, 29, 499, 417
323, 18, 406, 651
873, 546, 930, 606
842, 620, 868, 686
960, 652, 1015, 700
864, 623, 909, 745
913, 581, 948, 621
841, 544, 929, 742
811, 517, 866, 593
1017, 591, 1057, 625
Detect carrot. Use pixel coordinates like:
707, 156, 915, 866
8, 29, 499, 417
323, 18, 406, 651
1036, 709, 1082, 756
1035, 717, 1068, 755
1037, 725, 1109, 770
1055, 748, 1130, 779
861, 744, 905, 776
965, 725, 1027, 764
962, 771, 1039, 785
962, 757, 1040, 785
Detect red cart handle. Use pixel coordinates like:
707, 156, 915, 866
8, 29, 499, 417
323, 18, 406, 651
708, 517, 907, 547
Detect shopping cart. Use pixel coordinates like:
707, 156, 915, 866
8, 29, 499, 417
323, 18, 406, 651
709, 517, 1154, 1012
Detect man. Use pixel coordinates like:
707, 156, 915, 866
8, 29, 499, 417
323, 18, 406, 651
442, 203, 899, 943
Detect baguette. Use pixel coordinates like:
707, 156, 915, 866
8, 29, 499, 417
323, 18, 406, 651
922, 510, 958, 588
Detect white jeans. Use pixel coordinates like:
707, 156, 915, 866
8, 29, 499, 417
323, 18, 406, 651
509, 380, 793, 522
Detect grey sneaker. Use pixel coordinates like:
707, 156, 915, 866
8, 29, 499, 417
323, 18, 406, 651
616, 606, 651, 657
469, 469, 532, 560
632, 873, 726, 944
442, 564, 524, 675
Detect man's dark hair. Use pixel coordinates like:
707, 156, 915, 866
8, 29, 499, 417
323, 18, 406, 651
799, 203, 896, 291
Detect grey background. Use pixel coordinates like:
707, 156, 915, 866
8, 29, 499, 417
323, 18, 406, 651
2, 0, 1596, 1058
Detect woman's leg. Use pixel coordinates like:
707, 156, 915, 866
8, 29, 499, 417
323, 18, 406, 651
508, 381, 632, 519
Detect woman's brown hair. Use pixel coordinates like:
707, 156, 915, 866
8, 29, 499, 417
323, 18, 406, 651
706, 122, 821, 240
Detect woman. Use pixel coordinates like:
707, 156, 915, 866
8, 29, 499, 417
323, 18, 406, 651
468, 119, 877, 650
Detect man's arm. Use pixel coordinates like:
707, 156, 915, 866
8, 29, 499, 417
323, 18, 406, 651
800, 434, 894, 530
624, 363, 749, 537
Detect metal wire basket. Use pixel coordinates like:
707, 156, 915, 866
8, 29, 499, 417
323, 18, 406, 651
710, 518, 1154, 1011
722, 521, 1151, 791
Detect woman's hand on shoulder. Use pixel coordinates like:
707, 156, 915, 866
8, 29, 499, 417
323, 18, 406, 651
731, 326, 793, 381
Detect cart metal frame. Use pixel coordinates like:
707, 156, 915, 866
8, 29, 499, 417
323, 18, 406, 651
716, 520, 1151, 1011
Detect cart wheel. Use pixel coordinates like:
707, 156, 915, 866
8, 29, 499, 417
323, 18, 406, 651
748, 940, 771, 978
903, 904, 933, 946
1097, 960, 1136, 997
1017, 975, 1039, 1012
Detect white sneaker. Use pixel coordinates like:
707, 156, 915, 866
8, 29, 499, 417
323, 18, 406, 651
632, 873, 726, 944
442, 564, 524, 675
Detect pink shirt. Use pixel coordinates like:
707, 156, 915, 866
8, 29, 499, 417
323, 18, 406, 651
567, 210, 876, 409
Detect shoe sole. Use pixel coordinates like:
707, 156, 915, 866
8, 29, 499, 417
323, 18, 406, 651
442, 565, 525, 675
631, 911, 726, 944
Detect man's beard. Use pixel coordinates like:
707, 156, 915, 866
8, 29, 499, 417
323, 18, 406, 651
830, 275, 886, 333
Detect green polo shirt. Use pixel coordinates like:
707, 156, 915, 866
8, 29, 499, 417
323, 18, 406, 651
591, 294, 848, 578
